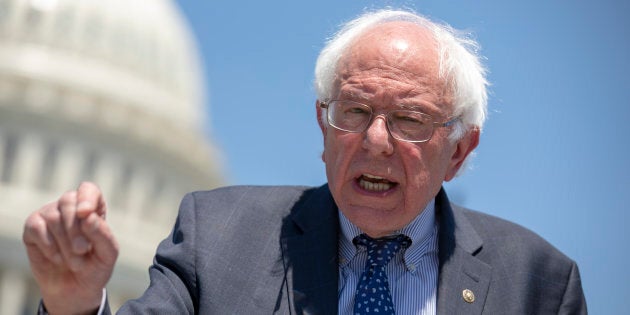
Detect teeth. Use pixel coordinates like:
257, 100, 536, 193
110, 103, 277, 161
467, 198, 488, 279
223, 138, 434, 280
359, 179, 392, 191
363, 174, 386, 180
359, 174, 393, 191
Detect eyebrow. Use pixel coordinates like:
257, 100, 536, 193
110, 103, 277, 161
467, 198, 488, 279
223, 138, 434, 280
337, 91, 440, 114
398, 104, 427, 111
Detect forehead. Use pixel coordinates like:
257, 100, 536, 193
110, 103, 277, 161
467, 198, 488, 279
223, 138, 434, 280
340, 21, 440, 78
334, 22, 450, 112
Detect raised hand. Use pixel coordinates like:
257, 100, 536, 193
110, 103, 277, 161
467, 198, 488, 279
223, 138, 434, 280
23, 182, 119, 315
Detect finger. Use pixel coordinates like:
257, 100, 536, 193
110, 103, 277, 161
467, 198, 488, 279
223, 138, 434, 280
81, 212, 119, 265
44, 195, 86, 271
23, 205, 63, 265
76, 182, 107, 219
57, 190, 91, 255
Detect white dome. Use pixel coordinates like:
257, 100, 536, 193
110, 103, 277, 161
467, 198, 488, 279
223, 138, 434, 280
0, 0, 206, 129
0, 1, 223, 313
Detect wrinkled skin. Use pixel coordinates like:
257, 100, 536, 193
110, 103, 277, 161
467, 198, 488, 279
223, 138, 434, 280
318, 22, 479, 237
23, 182, 118, 315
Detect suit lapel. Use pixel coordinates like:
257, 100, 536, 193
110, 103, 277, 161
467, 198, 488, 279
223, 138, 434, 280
276, 186, 493, 314
436, 189, 491, 315
280, 185, 339, 314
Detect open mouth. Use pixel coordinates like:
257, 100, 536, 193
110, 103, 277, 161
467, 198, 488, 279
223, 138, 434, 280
357, 174, 398, 192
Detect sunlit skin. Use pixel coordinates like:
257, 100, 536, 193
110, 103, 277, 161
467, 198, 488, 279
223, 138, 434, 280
317, 22, 479, 238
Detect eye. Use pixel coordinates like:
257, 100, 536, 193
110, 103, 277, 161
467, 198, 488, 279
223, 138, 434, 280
400, 115, 423, 123
337, 100, 370, 115
392, 111, 426, 125
346, 106, 370, 114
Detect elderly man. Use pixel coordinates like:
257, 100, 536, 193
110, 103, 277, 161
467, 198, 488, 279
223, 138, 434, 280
23, 9, 586, 315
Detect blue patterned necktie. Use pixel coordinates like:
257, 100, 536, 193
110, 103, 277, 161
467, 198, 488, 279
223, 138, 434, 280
353, 233, 411, 315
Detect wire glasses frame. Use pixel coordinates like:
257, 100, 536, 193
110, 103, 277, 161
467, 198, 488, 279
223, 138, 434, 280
319, 99, 460, 143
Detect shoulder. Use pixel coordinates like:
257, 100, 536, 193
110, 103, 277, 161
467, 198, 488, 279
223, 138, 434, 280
168, 185, 319, 247
458, 205, 570, 257
189, 185, 311, 204
179, 185, 316, 221
444, 204, 586, 312
453, 204, 577, 280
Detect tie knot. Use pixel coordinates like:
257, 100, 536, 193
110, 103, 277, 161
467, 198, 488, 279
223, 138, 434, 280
354, 234, 411, 266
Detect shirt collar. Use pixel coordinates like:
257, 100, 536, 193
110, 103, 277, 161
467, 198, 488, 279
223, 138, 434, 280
338, 199, 437, 269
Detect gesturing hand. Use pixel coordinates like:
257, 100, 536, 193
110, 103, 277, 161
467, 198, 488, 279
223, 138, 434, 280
23, 182, 119, 315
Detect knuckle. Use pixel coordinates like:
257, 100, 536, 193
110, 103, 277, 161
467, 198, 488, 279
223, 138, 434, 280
78, 181, 99, 193
40, 207, 61, 224
108, 240, 120, 261
58, 190, 78, 206
23, 215, 45, 237
112, 239, 120, 254
24, 214, 44, 230
78, 180, 93, 188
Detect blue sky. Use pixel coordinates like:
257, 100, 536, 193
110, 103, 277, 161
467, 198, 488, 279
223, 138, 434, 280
177, 0, 629, 313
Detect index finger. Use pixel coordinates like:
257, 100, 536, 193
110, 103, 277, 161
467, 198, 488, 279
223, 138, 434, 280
75, 182, 107, 219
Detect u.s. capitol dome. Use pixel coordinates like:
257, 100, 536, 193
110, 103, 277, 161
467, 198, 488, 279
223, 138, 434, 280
0, 0, 224, 312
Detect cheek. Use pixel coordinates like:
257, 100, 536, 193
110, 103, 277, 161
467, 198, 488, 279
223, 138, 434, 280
322, 132, 337, 164
400, 143, 426, 170
400, 144, 442, 187
325, 131, 354, 158
324, 133, 361, 181
400, 149, 446, 210
404, 159, 430, 191
322, 133, 345, 177
321, 128, 337, 163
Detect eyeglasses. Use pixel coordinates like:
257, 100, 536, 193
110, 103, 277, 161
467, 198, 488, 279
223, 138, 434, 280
319, 99, 459, 143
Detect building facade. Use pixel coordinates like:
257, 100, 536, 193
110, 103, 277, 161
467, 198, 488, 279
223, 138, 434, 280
0, 0, 224, 313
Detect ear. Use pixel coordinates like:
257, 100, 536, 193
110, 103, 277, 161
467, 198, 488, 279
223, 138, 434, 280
316, 100, 327, 162
316, 100, 326, 133
444, 128, 480, 181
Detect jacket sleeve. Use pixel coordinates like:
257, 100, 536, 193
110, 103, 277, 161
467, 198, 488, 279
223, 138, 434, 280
558, 262, 588, 315
115, 193, 199, 314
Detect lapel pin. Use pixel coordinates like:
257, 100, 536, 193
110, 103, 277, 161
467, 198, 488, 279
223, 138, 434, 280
462, 289, 475, 303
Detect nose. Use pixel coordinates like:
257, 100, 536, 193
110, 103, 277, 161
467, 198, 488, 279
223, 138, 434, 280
362, 115, 394, 156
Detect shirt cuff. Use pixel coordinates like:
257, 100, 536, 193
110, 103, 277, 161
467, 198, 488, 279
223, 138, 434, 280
96, 288, 107, 315
38, 288, 107, 315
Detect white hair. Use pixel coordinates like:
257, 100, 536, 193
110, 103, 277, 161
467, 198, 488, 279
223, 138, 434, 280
314, 9, 488, 142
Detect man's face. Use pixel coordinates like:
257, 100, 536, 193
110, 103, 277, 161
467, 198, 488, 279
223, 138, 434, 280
318, 22, 478, 237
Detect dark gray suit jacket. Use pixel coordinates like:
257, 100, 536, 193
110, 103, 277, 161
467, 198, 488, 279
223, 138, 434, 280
109, 184, 586, 314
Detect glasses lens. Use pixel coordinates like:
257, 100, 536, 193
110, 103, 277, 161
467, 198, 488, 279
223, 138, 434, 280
325, 100, 441, 142
328, 100, 371, 132
388, 110, 433, 142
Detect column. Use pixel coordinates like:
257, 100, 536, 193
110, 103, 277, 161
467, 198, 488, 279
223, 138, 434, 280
0, 269, 28, 315
12, 132, 44, 189
92, 153, 119, 206
51, 140, 84, 190
124, 168, 150, 229
0, 129, 6, 183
